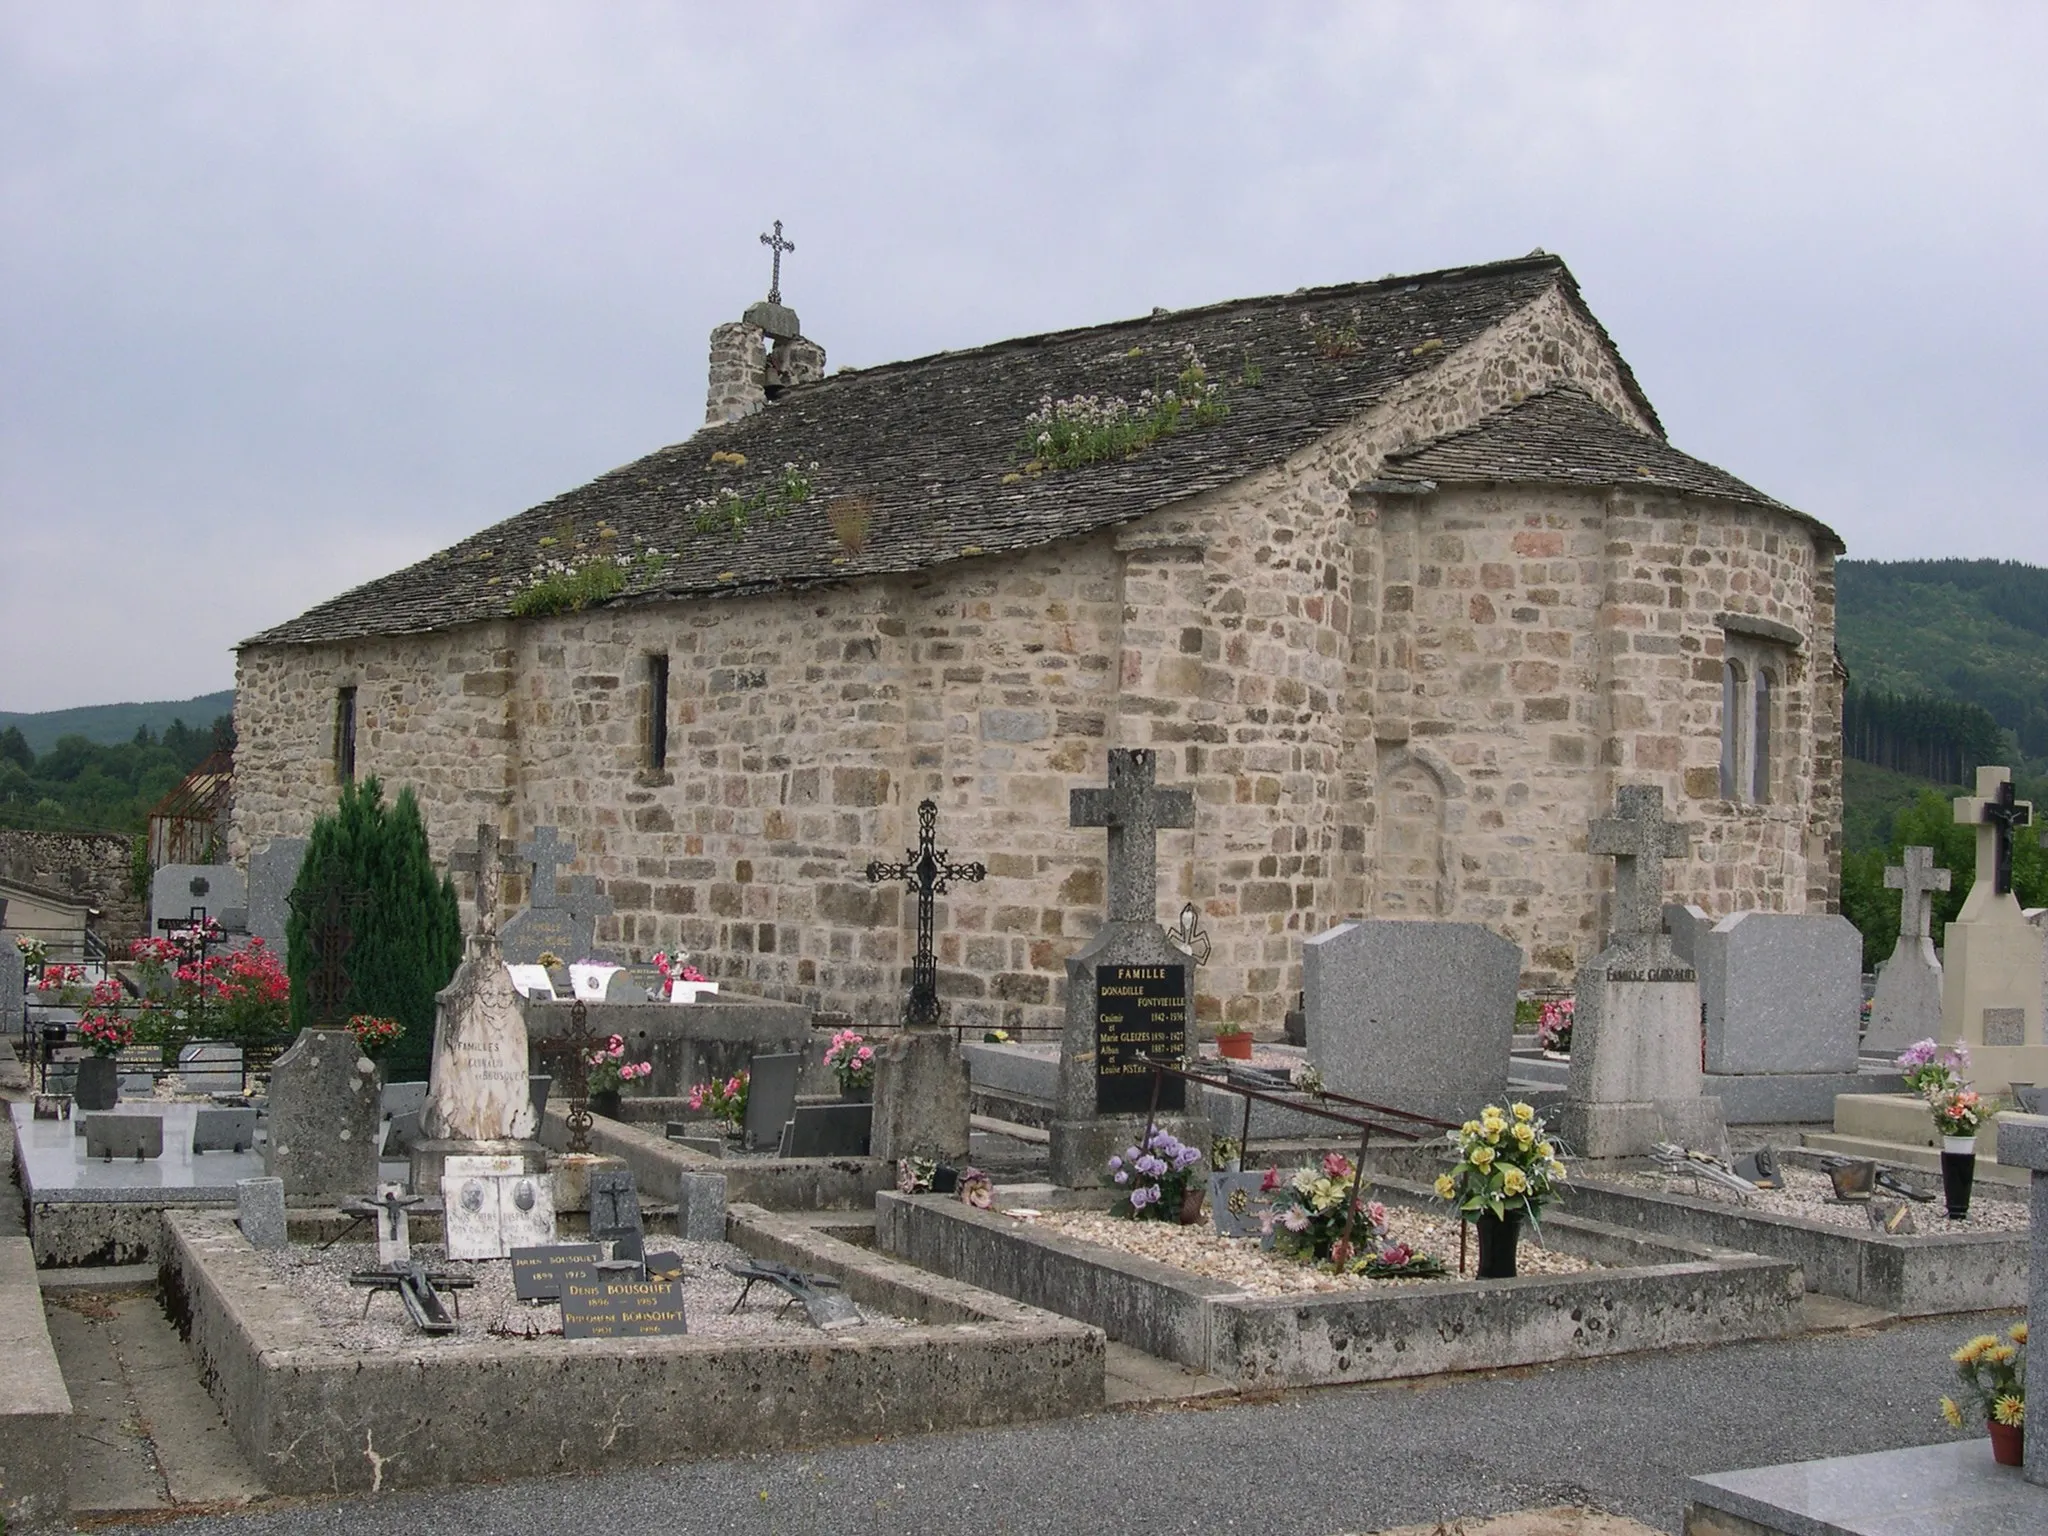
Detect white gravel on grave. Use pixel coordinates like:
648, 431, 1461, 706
1021, 1206, 1596, 1295
1605, 1164, 2030, 1233
257, 1240, 906, 1351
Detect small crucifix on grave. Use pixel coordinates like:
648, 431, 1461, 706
286, 880, 368, 1025
759, 219, 794, 305
535, 997, 600, 1154
865, 800, 986, 1029
450, 821, 522, 942
1886, 845, 1952, 943
1588, 784, 1692, 961
343, 1183, 421, 1266
1954, 767, 2034, 900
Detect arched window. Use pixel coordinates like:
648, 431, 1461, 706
1719, 660, 1745, 799
1751, 669, 1772, 803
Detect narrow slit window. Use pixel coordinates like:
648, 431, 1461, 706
335, 686, 357, 784
1718, 661, 1743, 799
1751, 670, 1772, 804
648, 654, 670, 770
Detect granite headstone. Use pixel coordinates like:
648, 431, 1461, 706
1863, 847, 1951, 1054
84, 1114, 164, 1160
265, 1027, 380, 1203
588, 1168, 645, 1263
149, 864, 246, 933
1987, 1110, 2048, 1482
245, 837, 308, 955
1696, 912, 1862, 1075
178, 1042, 244, 1095
676, 1170, 727, 1243
236, 1176, 287, 1250
192, 1106, 257, 1153
743, 1053, 802, 1152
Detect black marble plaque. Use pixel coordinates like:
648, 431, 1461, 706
1094, 963, 1186, 1114
559, 1276, 689, 1339
511, 1243, 604, 1301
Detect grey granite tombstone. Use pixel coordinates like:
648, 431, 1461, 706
0, 949, 22, 1040
588, 1168, 645, 1263
1302, 918, 1521, 1124
1864, 847, 1953, 1056
192, 1106, 257, 1153
743, 1052, 802, 1152
870, 1032, 971, 1163
676, 1170, 727, 1243
265, 1027, 380, 1203
178, 1042, 244, 1094
379, 1080, 430, 1121
84, 1114, 163, 1160
236, 1176, 287, 1250
1696, 912, 1862, 1075
1050, 749, 1207, 1188
149, 863, 246, 933
245, 837, 308, 955
1209, 1170, 1276, 1238
1990, 1110, 2048, 1482
1661, 903, 1715, 968
497, 826, 615, 966
784, 1102, 871, 1157
1560, 786, 1727, 1161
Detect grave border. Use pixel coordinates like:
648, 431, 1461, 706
1563, 1175, 2028, 1315
877, 1175, 1803, 1387
159, 1203, 1101, 1495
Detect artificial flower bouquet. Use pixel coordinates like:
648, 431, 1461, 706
824, 1028, 876, 1092
586, 1033, 653, 1095
1536, 997, 1574, 1054
1896, 1039, 1970, 1100
685, 1069, 748, 1126
1265, 1152, 1383, 1267
1436, 1102, 1566, 1226
1107, 1126, 1203, 1220
1931, 1086, 1984, 1139
1941, 1322, 2026, 1433
345, 1013, 403, 1059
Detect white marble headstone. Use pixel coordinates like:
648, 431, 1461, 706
569, 964, 621, 1001
424, 944, 539, 1142
668, 981, 720, 1004
441, 1157, 555, 1259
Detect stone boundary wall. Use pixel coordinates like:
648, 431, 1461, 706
0, 828, 142, 943
0, 1236, 73, 1532
162, 1207, 1100, 1494
878, 1180, 1802, 1386
233, 276, 1838, 1030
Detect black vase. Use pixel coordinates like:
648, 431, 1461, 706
1474, 1210, 1522, 1279
74, 1055, 119, 1112
1939, 1138, 1977, 1220
590, 1089, 622, 1121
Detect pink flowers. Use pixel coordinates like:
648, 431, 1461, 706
1537, 997, 1575, 1053
686, 1071, 749, 1125
35, 964, 84, 992
585, 1034, 653, 1096
77, 1010, 134, 1058
825, 1028, 876, 1091
652, 951, 708, 993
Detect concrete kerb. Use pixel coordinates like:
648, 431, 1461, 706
0, 1236, 72, 1533
1563, 1177, 2028, 1316
160, 1205, 1101, 1495
877, 1175, 1804, 1388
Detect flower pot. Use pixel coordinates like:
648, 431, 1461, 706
1990, 1420, 2025, 1467
1177, 1185, 1206, 1225
1939, 1137, 1977, 1220
74, 1055, 119, 1112
589, 1089, 622, 1121
840, 1082, 873, 1103
1474, 1210, 1522, 1279
1217, 1033, 1254, 1061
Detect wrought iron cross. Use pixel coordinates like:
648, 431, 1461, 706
287, 880, 367, 1025
1588, 784, 1691, 954
536, 998, 599, 1154
759, 219, 794, 305
450, 821, 521, 939
1955, 768, 2033, 897
865, 800, 985, 1029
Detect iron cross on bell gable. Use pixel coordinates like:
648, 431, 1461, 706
864, 800, 985, 1029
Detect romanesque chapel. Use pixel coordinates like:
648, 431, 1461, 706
235, 252, 1845, 1034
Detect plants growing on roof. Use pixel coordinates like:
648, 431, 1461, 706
1019, 347, 1228, 472
690, 461, 817, 535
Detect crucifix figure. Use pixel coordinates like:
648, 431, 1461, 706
1070, 749, 1195, 924
759, 219, 794, 305
516, 826, 577, 910
1954, 766, 2033, 899
1589, 784, 1692, 958
286, 880, 367, 1024
536, 998, 600, 1154
344, 1183, 421, 1266
1885, 845, 1952, 943
450, 821, 521, 940
865, 800, 986, 1028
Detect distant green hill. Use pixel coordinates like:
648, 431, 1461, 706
0, 691, 235, 757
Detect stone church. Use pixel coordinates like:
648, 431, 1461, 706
234, 251, 1846, 1034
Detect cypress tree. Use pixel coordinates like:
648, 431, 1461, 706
285, 777, 462, 1081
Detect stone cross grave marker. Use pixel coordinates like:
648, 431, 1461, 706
449, 821, 521, 941
1588, 784, 1691, 962
865, 800, 985, 1028
1939, 767, 2047, 1080
499, 828, 614, 966
1956, 767, 2033, 899
1865, 846, 1952, 1053
519, 826, 576, 908
1050, 748, 1205, 1188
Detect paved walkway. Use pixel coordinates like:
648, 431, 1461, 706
86, 1308, 1996, 1536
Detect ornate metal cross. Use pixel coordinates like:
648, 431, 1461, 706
1070, 749, 1195, 924
759, 219, 794, 305
1589, 784, 1692, 954
1885, 845, 1952, 942
865, 800, 985, 1029
1954, 767, 2033, 897
450, 821, 521, 938
287, 880, 367, 1024
536, 998, 599, 1154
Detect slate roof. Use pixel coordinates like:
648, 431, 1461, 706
250, 253, 1668, 647
1383, 382, 1836, 544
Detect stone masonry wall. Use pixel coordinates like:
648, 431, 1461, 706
0, 829, 144, 944
233, 276, 1839, 1034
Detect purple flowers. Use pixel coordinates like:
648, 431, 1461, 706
1108, 1127, 1204, 1222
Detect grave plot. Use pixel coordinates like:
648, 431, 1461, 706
1565, 1155, 2028, 1314
878, 1173, 1803, 1388
160, 1200, 1099, 1495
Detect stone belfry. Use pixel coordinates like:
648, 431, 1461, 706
705, 219, 827, 423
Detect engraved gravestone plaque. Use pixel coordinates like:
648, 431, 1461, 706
559, 1276, 688, 1339
1094, 962, 1187, 1114
1984, 1007, 2026, 1047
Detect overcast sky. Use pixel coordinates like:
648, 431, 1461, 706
4, 3, 2044, 713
